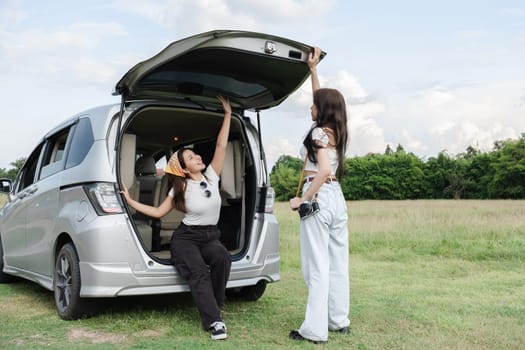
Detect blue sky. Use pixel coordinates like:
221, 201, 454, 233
1, 0, 524, 169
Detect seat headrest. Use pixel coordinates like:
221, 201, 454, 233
135, 156, 157, 176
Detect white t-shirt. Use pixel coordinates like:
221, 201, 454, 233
168, 166, 221, 226
299, 126, 339, 174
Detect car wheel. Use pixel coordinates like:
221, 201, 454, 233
226, 280, 267, 301
54, 243, 92, 320
0, 236, 14, 283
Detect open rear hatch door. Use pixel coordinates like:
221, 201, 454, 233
114, 29, 324, 110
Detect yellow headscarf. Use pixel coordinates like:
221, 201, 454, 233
164, 150, 185, 177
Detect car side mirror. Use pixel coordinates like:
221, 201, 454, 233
0, 178, 12, 193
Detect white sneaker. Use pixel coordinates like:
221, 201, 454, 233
210, 321, 227, 340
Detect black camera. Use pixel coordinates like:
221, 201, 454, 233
298, 201, 320, 219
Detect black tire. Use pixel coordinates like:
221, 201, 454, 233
54, 243, 93, 320
0, 236, 14, 283
226, 280, 267, 301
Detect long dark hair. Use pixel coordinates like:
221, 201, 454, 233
168, 147, 193, 213
168, 174, 187, 213
303, 88, 348, 177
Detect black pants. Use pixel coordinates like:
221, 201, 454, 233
170, 223, 232, 329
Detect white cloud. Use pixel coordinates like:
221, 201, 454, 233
457, 30, 486, 41
112, 0, 335, 34
502, 8, 525, 17
0, 21, 130, 85
432, 120, 519, 155
332, 70, 369, 101
266, 136, 298, 166
400, 129, 428, 153
346, 100, 387, 155
286, 69, 380, 115
229, 0, 336, 20
0, 0, 26, 28
419, 87, 455, 106
264, 68, 389, 159
1, 22, 126, 56
389, 81, 525, 157
112, 0, 255, 32
432, 121, 456, 135
320, 70, 389, 156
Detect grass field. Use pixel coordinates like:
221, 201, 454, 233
1, 200, 524, 349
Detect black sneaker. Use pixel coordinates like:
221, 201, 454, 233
210, 321, 227, 340
334, 326, 350, 334
289, 330, 327, 344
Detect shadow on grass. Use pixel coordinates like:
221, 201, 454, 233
4, 277, 260, 321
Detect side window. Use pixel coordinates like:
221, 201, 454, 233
40, 127, 71, 179
15, 143, 44, 191
66, 117, 94, 169
156, 157, 166, 175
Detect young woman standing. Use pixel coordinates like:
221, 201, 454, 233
289, 47, 350, 344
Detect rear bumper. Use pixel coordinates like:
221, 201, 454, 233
79, 254, 280, 297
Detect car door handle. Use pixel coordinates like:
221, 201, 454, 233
19, 185, 38, 198
27, 185, 38, 194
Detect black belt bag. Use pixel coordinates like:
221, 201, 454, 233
295, 158, 321, 220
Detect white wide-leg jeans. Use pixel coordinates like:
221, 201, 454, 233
298, 181, 350, 342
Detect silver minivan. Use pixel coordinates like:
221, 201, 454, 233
0, 30, 318, 320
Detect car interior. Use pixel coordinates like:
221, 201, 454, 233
119, 105, 256, 262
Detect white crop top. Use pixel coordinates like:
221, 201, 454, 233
168, 166, 221, 226
299, 126, 339, 175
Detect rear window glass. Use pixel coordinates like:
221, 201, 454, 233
66, 117, 94, 169
140, 71, 266, 98
133, 48, 308, 108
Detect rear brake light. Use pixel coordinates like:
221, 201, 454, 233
84, 183, 124, 215
265, 187, 275, 214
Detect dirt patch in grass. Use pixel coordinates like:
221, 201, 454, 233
67, 328, 129, 345
134, 329, 164, 337
66, 327, 164, 346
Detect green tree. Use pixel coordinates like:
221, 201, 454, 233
0, 157, 25, 181
269, 133, 525, 201
341, 156, 374, 199
386, 152, 426, 199
459, 146, 493, 199
444, 161, 466, 199
395, 143, 405, 154
487, 135, 525, 198
269, 155, 303, 201
423, 151, 456, 199
341, 151, 425, 200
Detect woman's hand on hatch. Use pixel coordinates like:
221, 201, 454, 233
308, 47, 322, 70
217, 95, 232, 115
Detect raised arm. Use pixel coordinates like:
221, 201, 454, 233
308, 47, 322, 93
120, 184, 174, 218
210, 95, 232, 176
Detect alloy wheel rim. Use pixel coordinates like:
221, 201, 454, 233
55, 255, 72, 310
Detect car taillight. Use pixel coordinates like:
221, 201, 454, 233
265, 187, 275, 214
83, 183, 124, 215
